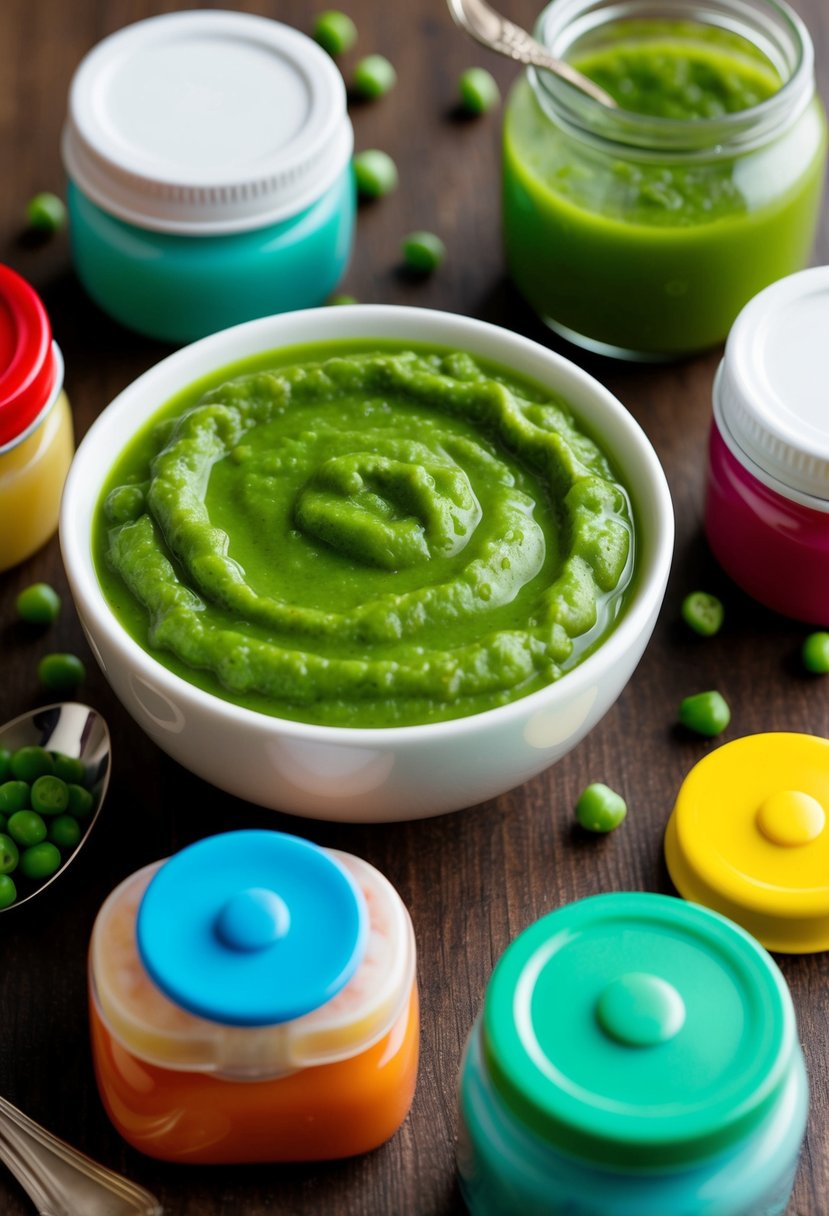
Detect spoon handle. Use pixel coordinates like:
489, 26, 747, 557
447, 0, 617, 107
0, 1096, 162, 1216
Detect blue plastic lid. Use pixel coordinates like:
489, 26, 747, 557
136, 830, 368, 1027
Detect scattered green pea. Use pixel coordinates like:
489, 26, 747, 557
353, 149, 398, 198
802, 631, 829, 674
30, 775, 69, 816
0, 834, 20, 875
51, 753, 86, 784
328, 293, 358, 306
19, 842, 61, 881
313, 10, 357, 55
353, 54, 396, 98
681, 591, 724, 637
10, 746, 54, 782
0, 875, 16, 909
38, 652, 86, 692
48, 815, 81, 850
575, 783, 627, 833
16, 582, 61, 626
7, 810, 47, 848
402, 231, 446, 274
25, 191, 66, 234
66, 783, 94, 818
0, 782, 30, 814
459, 67, 501, 115
0, 749, 10, 782
679, 690, 731, 737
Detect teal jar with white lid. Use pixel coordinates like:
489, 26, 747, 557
457, 892, 807, 1215
62, 11, 355, 344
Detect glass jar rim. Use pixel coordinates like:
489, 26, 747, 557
530, 0, 814, 155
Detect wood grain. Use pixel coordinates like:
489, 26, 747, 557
1, 1, 827, 1212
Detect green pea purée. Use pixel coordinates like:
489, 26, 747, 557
94, 343, 634, 727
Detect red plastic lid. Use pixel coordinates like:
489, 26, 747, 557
0, 265, 57, 446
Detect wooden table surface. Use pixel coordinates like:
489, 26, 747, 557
1, 1, 828, 1213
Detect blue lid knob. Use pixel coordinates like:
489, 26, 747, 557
136, 831, 368, 1026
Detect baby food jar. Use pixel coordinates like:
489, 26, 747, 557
88, 830, 418, 1163
62, 11, 355, 345
457, 892, 808, 1216
666, 732, 829, 953
503, 0, 826, 360
0, 265, 73, 572
705, 267, 829, 622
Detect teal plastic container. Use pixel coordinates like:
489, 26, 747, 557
457, 893, 808, 1216
61, 12, 355, 344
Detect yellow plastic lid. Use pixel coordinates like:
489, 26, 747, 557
665, 733, 829, 953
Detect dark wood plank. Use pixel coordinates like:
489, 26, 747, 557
1, 1, 827, 1213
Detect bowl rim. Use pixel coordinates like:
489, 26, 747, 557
60, 304, 674, 745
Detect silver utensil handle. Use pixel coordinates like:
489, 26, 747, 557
0, 1096, 162, 1216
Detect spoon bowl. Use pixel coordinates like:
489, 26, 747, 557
0, 702, 110, 914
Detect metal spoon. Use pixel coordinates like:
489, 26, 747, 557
447, 0, 618, 108
0, 703, 110, 915
0, 1094, 162, 1216
0, 704, 161, 1212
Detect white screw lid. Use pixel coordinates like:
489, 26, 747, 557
716, 267, 829, 504
62, 10, 352, 235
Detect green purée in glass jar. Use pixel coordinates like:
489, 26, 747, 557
503, 0, 826, 359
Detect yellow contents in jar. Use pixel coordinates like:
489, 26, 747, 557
0, 391, 74, 572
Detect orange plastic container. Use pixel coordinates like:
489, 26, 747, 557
88, 832, 419, 1163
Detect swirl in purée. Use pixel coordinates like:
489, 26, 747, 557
100, 350, 634, 727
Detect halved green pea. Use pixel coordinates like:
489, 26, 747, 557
0, 834, 20, 875
681, 591, 724, 637
575, 783, 627, 832
678, 690, 731, 737
7, 811, 47, 848
48, 815, 81, 850
0, 782, 30, 814
30, 775, 69, 816
10, 746, 54, 782
16, 582, 61, 625
19, 842, 61, 880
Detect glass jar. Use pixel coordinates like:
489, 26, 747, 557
457, 892, 808, 1216
89, 830, 418, 1163
503, 0, 826, 360
62, 11, 355, 345
705, 266, 829, 622
0, 265, 73, 572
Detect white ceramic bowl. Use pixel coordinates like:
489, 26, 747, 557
61, 306, 673, 822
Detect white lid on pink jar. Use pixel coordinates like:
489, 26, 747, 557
714, 266, 829, 511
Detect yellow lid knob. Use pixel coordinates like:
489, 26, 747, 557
756, 790, 826, 847
664, 733, 829, 953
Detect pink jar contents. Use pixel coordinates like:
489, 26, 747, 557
705, 267, 829, 624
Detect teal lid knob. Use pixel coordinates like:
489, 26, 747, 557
215, 887, 291, 952
596, 973, 686, 1047
136, 830, 368, 1027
